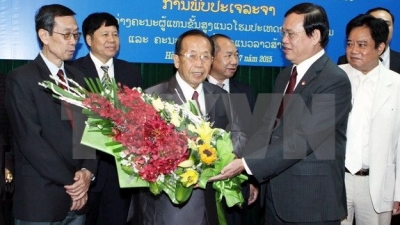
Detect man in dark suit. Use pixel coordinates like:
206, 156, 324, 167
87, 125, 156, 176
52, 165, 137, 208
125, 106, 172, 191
337, 7, 400, 74
0, 74, 13, 225
210, 3, 351, 224
208, 34, 255, 112
135, 29, 247, 225
5, 4, 96, 224
70, 12, 143, 225
208, 33, 258, 225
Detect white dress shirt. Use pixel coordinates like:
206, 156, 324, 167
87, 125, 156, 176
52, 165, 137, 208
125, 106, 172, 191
207, 75, 230, 93
90, 52, 114, 80
40, 51, 68, 89
380, 46, 391, 69
343, 63, 379, 172
175, 73, 206, 116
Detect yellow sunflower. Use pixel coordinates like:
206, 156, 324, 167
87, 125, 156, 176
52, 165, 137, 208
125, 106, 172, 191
199, 143, 217, 165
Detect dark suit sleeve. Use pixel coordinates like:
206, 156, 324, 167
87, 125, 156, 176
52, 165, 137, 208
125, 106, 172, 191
222, 93, 249, 158
244, 67, 351, 182
337, 55, 348, 65
5, 70, 77, 185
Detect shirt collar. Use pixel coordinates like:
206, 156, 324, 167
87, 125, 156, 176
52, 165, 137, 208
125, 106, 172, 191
90, 52, 114, 75
381, 46, 390, 68
207, 75, 229, 91
361, 62, 381, 83
40, 51, 65, 76
176, 72, 204, 101
295, 49, 325, 79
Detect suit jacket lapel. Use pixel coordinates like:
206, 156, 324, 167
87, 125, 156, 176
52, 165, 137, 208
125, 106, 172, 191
372, 66, 392, 119
280, 54, 328, 118
203, 84, 219, 120
293, 54, 328, 94
167, 76, 186, 104
34, 55, 52, 81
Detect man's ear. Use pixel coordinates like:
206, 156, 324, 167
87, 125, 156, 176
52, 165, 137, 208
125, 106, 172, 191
378, 42, 386, 55
38, 29, 49, 45
173, 54, 180, 69
86, 35, 92, 47
311, 29, 321, 46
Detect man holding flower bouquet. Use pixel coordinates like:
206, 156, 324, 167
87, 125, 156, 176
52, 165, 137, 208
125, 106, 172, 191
134, 29, 248, 225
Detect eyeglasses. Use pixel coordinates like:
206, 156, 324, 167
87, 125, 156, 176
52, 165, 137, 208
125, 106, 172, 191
53, 31, 81, 40
177, 53, 213, 63
280, 29, 305, 39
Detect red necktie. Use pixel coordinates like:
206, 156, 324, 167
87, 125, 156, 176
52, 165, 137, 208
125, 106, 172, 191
57, 69, 67, 90
56, 69, 73, 126
277, 66, 297, 119
191, 91, 202, 115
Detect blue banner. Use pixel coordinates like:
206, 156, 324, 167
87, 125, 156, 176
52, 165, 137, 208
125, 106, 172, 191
0, 0, 399, 66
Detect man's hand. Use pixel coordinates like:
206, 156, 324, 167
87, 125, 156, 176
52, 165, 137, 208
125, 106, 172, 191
248, 183, 259, 205
70, 193, 88, 211
208, 159, 245, 182
5, 168, 13, 183
393, 201, 400, 215
64, 169, 92, 201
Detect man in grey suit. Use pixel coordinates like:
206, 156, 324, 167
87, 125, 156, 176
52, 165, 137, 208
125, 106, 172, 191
135, 29, 247, 225
337, 7, 400, 74
210, 3, 351, 224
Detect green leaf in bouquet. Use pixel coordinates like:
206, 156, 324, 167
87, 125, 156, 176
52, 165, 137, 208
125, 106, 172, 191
187, 100, 200, 116
121, 165, 134, 175
173, 167, 186, 175
198, 167, 218, 189
105, 141, 122, 147
149, 182, 164, 195
84, 77, 100, 94
82, 108, 96, 116
214, 133, 235, 171
81, 119, 114, 152
40, 80, 82, 101
175, 181, 193, 203
110, 145, 125, 153
213, 174, 248, 208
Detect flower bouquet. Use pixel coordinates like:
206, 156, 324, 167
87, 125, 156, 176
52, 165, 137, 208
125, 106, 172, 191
39, 75, 247, 212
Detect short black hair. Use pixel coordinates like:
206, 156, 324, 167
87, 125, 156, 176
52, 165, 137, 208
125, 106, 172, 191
82, 12, 119, 45
346, 14, 388, 49
285, 3, 330, 48
210, 34, 232, 55
35, 4, 75, 35
174, 29, 214, 56
366, 7, 395, 24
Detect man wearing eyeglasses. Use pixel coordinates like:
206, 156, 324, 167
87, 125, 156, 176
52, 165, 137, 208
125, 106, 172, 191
5, 4, 96, 224
210, 3, 351, 224
134, 29, 247, 225
70, 12, 143, 225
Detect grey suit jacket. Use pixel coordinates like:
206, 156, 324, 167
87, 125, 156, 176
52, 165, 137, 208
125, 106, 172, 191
244, 54, 351, 222
137, 75, 247, 225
